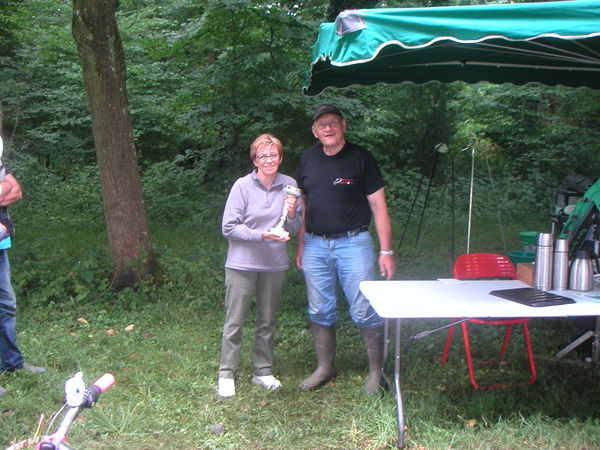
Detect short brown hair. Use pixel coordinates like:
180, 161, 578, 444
250, 134, 283, 160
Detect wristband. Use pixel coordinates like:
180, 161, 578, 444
379, 250, 394, 256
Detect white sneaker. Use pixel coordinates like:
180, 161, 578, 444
218, 378, 235, 398
252, 375, 282, 390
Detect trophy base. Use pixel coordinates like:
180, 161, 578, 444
269, 226, 289, 239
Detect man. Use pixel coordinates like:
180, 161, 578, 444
296, 104, 395, 395
0, 149, 45, 397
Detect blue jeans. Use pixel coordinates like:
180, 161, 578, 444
301, 231, 382, 328
0, 250, 23, 371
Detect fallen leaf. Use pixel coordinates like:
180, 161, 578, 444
125, 324, 135, 331
77, 317, 89, 324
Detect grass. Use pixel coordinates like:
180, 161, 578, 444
1, 214, 600, 449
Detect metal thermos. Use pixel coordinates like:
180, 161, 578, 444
569, 248, 594, 291
552, 239, 569, 291
534, 232, 553, 291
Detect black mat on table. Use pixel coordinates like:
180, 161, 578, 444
489, 287, 576, 307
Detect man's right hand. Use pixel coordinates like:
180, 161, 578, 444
296, 243, 303, 270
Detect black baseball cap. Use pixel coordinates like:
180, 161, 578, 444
312, 104, 343, 122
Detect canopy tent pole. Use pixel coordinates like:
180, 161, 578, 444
466, 141, 476, 254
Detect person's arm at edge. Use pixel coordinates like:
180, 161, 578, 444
0, 174, 23, 207
367, 187, 395, 280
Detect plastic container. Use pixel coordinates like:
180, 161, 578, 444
519, 231, 539, 252
507, 250, 535, 266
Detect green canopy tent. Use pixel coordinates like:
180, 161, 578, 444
302, 2, 600, 448
302, 0, 600, 96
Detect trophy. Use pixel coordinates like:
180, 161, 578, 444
269, 185, 302, 239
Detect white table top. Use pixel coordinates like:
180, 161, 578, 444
359, 279, 600, 319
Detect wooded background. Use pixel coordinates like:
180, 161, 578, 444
1, 0, 600, 289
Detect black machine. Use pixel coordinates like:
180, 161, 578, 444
554, 172, 600, 362
556, 172, 600, 259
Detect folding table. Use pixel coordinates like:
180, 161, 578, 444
359, 279, 600, 449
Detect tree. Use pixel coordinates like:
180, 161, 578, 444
0, 1, 24, 148
154, 0, 322, 184
72, 0, 157, 290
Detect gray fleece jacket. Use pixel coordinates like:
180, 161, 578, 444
222, 171, 302, 271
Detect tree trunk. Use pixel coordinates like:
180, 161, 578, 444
72, 0, 157, 290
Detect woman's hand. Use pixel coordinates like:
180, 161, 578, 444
262, 230, 290, 242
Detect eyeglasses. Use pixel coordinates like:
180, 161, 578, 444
256, 153, 281, 162
314, 119, 341, 131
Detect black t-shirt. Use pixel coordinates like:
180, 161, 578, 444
297, 141, 385, 235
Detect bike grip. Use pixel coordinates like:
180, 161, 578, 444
93, 373, 115, 393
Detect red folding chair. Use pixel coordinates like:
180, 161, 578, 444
441, 253, 537, 389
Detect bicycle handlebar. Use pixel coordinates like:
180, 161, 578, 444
92, 373, 115, 393
38, 373, 115, 450
80, 373, 115, 408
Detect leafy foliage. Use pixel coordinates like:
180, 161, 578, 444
3, 0, 598, 202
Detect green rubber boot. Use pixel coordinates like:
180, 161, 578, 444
361, 323, 384, 396
299, 322, 337, 391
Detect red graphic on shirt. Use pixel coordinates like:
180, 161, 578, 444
333, 178, 354, 185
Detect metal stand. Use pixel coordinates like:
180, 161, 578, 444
458, 140, 507, 254
398, 143, 455, 262
398, 139, 508, 259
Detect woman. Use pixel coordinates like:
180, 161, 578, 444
218, 134, 301, 398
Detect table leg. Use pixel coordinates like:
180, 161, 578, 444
553, 315, 600, 364
592, 316, 600, 363
554, 330, 594, 359
381, 320, 392, 390
394, 318, 405, 449
381, 318, 406, 448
